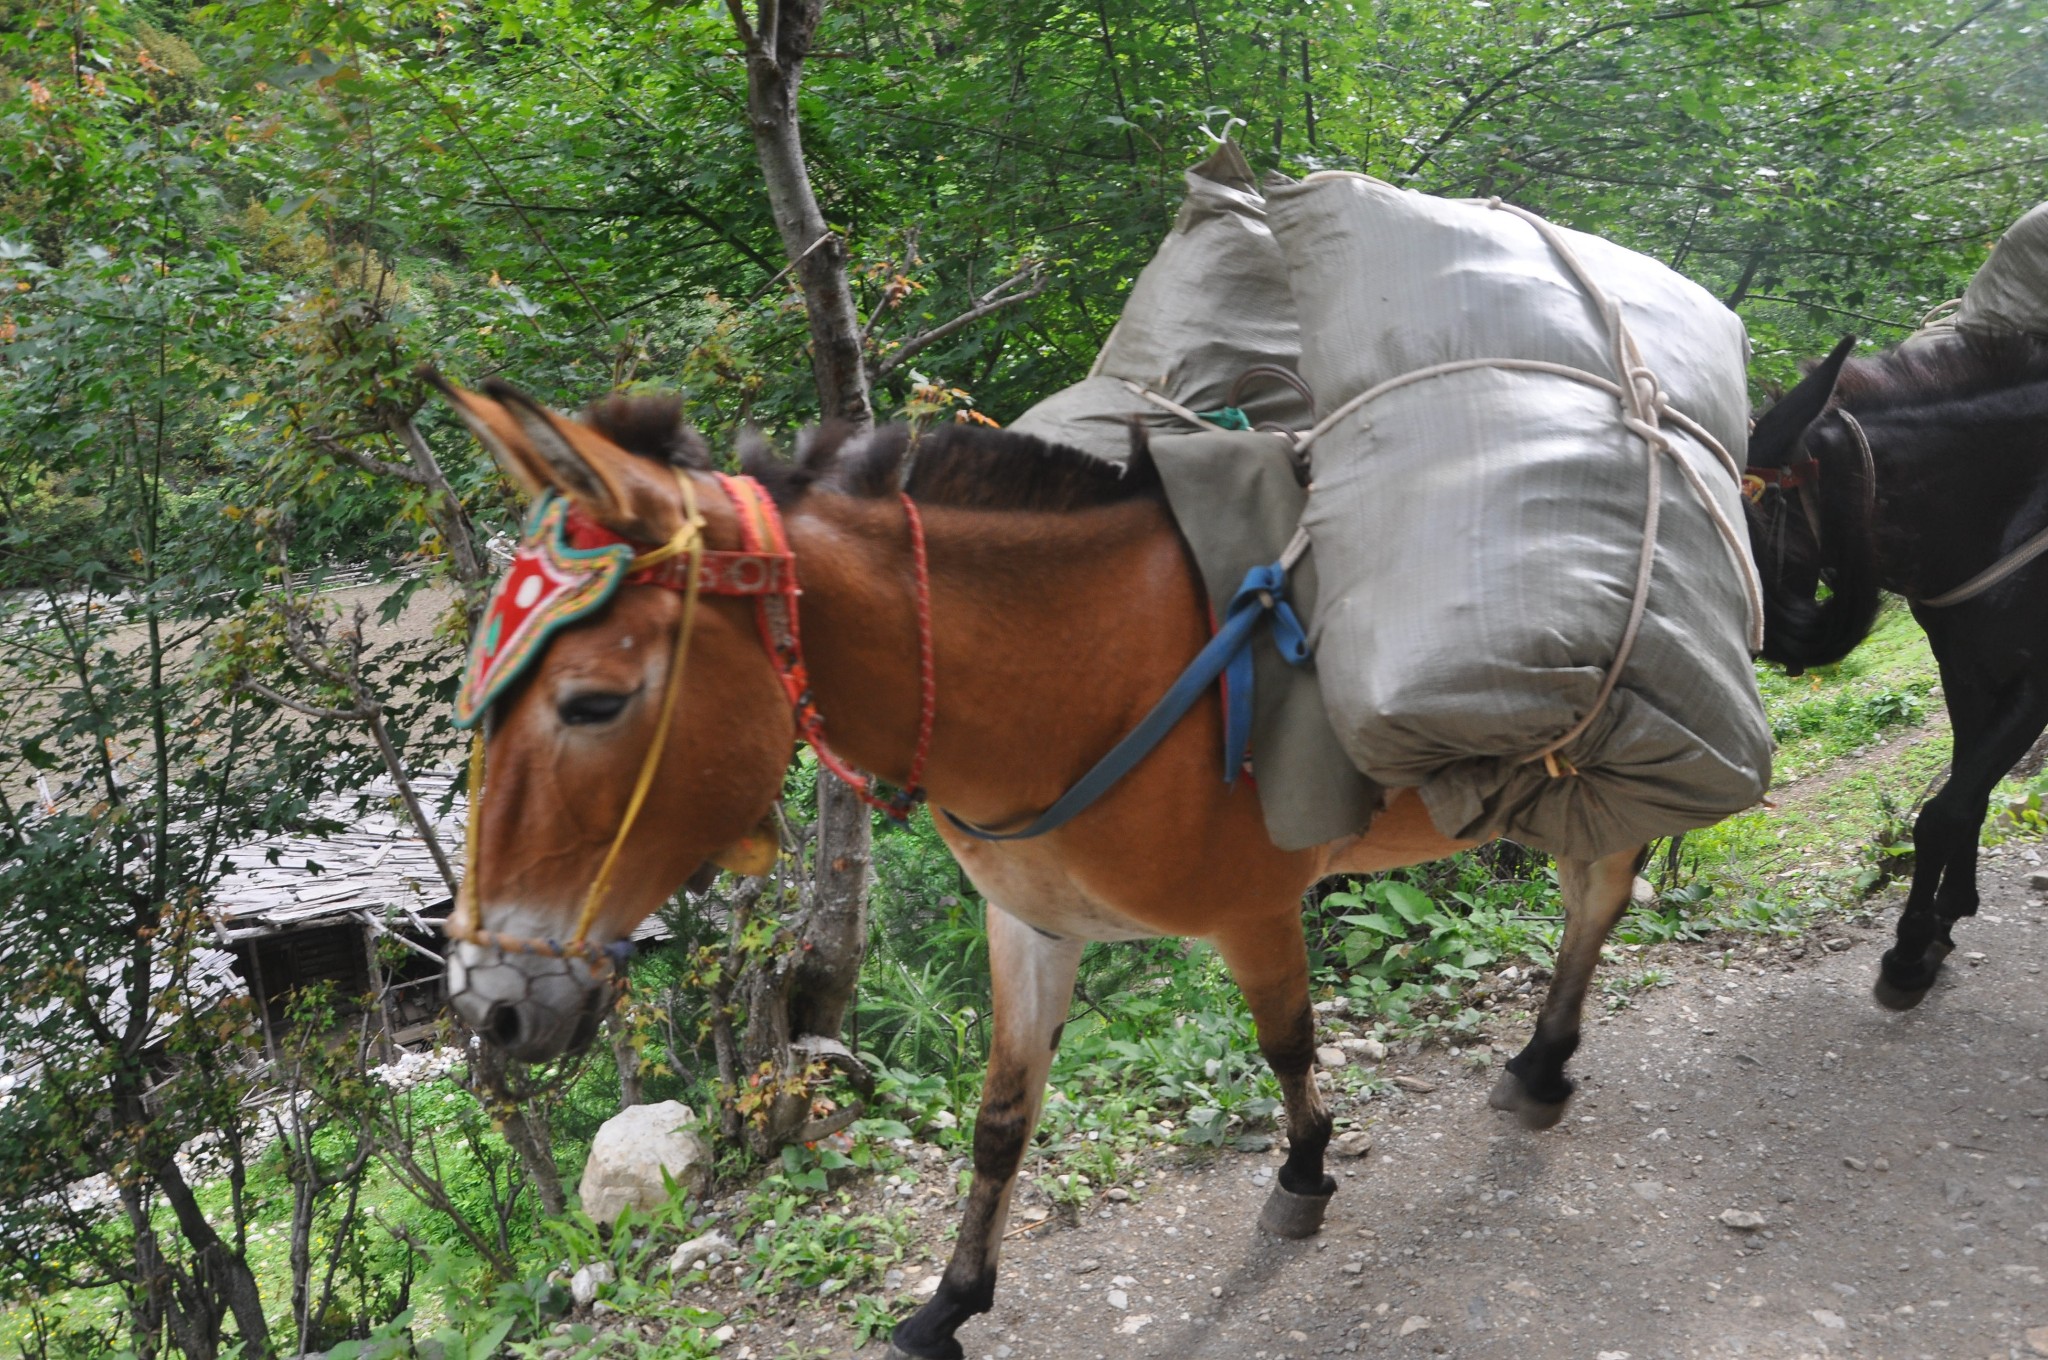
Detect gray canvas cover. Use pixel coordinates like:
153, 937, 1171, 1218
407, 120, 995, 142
1148, 428, 1382, 849
1009, 141, 1311, 459
1269, 172, 1771, 859
1011, 148, 1369, 849
1956, 201, 2048, 338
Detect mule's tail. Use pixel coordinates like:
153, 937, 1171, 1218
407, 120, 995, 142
1754, 416, 1884, 674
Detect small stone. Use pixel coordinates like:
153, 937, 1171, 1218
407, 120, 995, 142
1630, 876, 1655, 905
1718, 1209, 1767, 1231
1631, 1181, 1664, 1204
1341, 1037, 1389, 1062
1317, 1045, 1350, 1069
1107, 1187, 1131, 1202
1809, 1308, 1846, 1330
1398, 1316, 1430, 1337
1107, 1289, 1129, 1311
1288, 1330, 1309, 1343
1598, 1352, 1633, 1360
1211, 1286, 1224, 1298
570, 1262, 613, 1308
1965, 951, 1987, 963
2029, 871, 2048, 890
912, 1274, 942, 1299
1647, 1127, 1672, 1143
1842, 1156, 1868, 1172
1332, 1130, 1375, 1158
711, 1324, 736, 1344
1071, 1258, 1102, 1275
667, 1230, 735, 1275
2026, 1323, 2048, 1356
1117, 1314, 1152, 1335
1824, 938, 1853, 952
1019, 1205, 1050, 1223
1873, 1157, 1890, 1172
1342, 1261, 1363, 1275
1392, 1076, 1437, 1094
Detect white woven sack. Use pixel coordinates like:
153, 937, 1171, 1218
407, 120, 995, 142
1269, 172, 1771, 859
1955, 201, 2048, 338
1008, 141, 1310, 457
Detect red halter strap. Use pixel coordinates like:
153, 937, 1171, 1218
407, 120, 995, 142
715, 473, 936, 821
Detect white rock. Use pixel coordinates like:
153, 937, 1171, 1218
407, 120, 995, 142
1106, 1289, 1129, 1310
1630, 876, 1655, 905
577, 1101, 712, 1225
1332, 1130, 1375, 1158
711, 1323, 737, 1343
1631, 1181, 1664, 1204
667, 1230, 735, 1275
1718, 1209, 1766, 1231
912, 1274, 943, 1299
570, 1261, 613, 1307
1398, 1315, 1430, 1337
1809, 1308, 1846, 1330
1316, 1045, 1349, 1069
1337, 1036, 1388, 1063
1117, 1313, 1152, 1335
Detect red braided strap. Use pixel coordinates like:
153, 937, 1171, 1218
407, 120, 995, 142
714, 473, 933, 822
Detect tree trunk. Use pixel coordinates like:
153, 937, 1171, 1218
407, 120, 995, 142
731, 0, 875, 1154
468, 1042, 568, 1215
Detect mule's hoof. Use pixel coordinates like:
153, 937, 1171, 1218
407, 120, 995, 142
1872, 973, 1933, 1011
1258, 1180, 1334, 1239
1874, 943, 1949, 1011
883, 1338, 960, 1360
1487, 1071, 1570, 1130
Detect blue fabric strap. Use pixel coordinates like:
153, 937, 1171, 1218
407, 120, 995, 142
945, 557, 1311, 843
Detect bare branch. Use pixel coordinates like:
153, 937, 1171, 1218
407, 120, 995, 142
724, 0, 756, 49
233, 678, 364, 724
311, 433, 433, 486
873, 267, 1049, 382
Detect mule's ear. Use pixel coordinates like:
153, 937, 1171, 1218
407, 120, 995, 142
426, 370, 685, 541
422, 368, 553, 496
1749, 334, 1857, 467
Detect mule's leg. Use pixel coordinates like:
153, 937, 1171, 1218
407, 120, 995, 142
888, 908, 1082, 1360
1489, 846, 1642, 1130
1879, 667, 2048, 1009
1213, 914, 1335, 1239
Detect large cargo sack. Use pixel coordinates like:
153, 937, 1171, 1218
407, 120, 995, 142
1269, 173, 1771, 859
1011, 147, 1371, 849
1009, 141, 1312, 459
1954, 200, 2048, 338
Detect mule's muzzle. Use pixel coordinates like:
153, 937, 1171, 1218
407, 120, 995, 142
446, 936, 621, 1062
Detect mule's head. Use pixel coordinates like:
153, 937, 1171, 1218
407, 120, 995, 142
435, 379, 796, 1060
1743, 335, 1883, 674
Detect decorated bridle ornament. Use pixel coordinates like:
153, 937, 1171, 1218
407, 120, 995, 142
447, 468, 937, 972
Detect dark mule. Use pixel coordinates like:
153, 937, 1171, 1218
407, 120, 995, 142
1746, 328, 2048, 1008
435, 382, 1685, 1360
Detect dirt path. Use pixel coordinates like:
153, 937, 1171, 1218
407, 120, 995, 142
787, 854, 2048, 1360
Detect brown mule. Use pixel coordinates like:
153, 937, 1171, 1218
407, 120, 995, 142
436, 384, 1650, 1360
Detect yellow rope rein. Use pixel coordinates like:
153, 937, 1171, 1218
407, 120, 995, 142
451, 472, 707, 972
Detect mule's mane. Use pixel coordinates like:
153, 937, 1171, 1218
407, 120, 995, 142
1833, 329, 2048, 411
811, 422, 1162, 513
580, 393, 1161, 515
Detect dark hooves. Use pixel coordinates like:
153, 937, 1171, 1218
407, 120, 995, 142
1873, 942, 1951, 1012
883, 1339, 960, 1360
1258, 1180, 1334, 1239
1487, 1070, 1570, 1130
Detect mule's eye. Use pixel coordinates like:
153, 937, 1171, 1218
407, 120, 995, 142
558, 691, 632, 726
